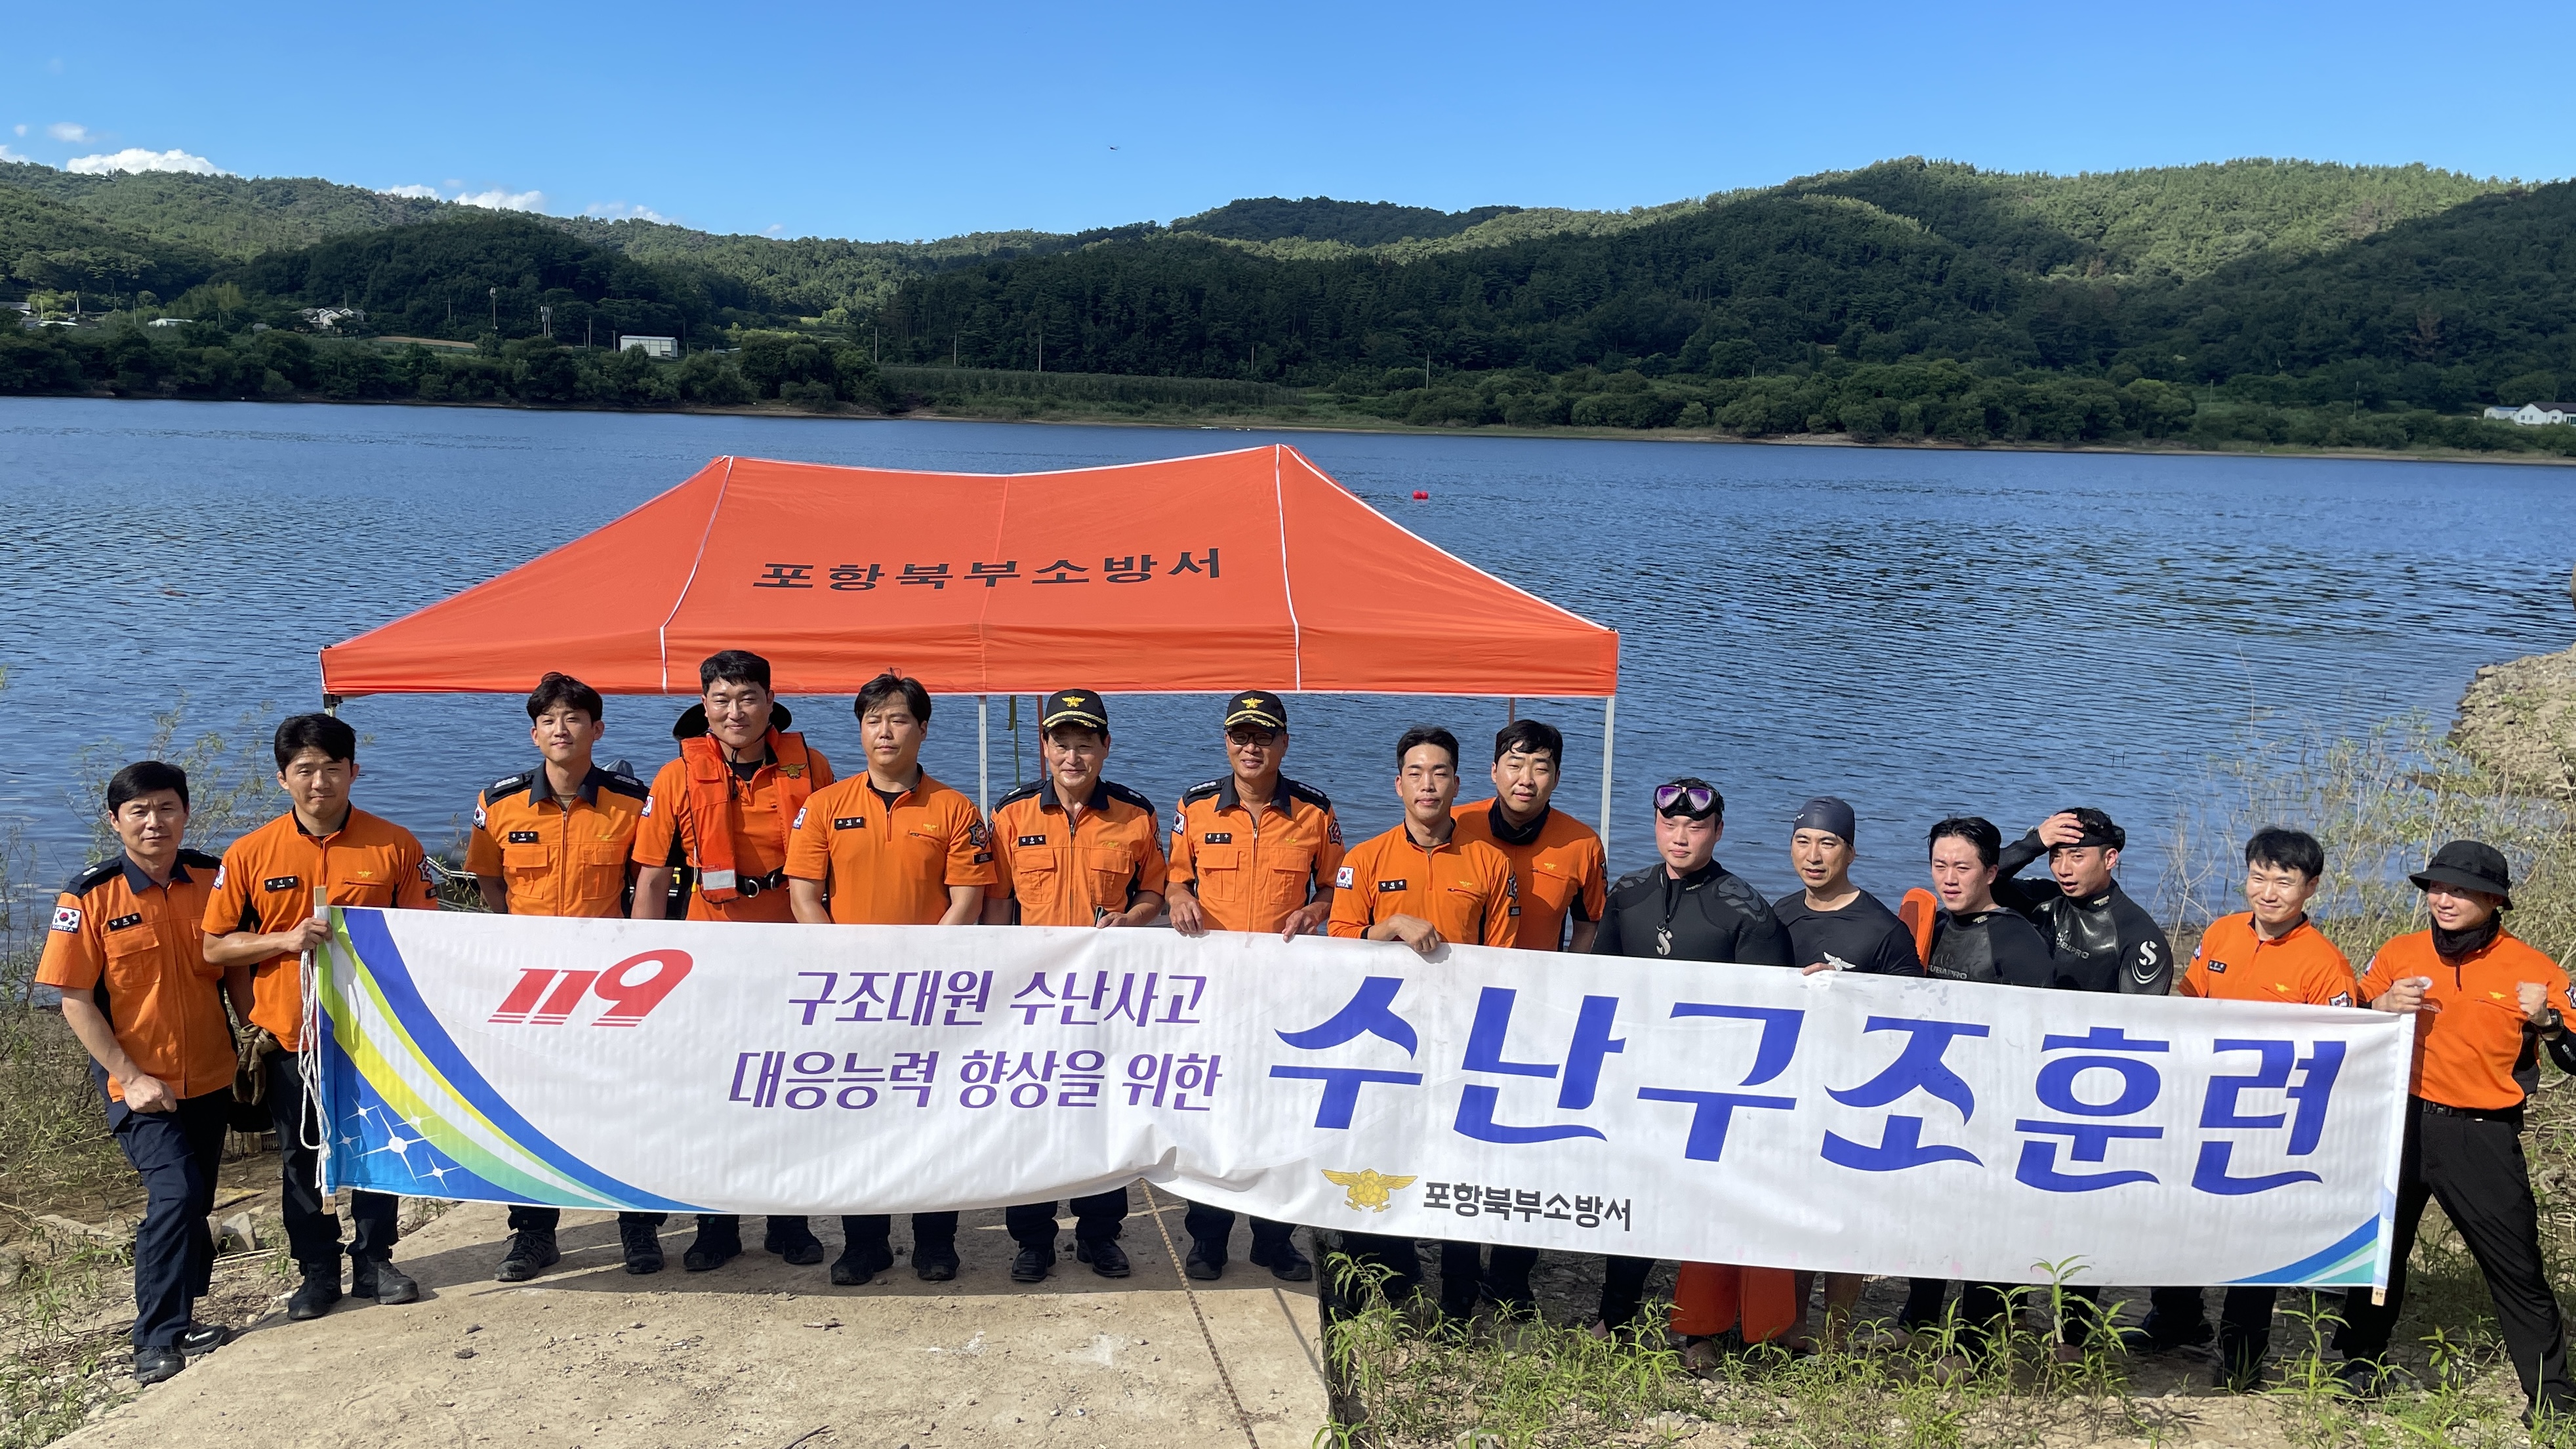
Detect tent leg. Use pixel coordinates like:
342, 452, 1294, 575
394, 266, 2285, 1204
1597, 693, 1616, 861
1506, 697, 1516, 725
978, 695, 991, 816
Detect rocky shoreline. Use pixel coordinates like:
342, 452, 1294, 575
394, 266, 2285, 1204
2451, 567, 2576, 797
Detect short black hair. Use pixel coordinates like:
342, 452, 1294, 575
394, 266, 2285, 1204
526, 671, 603, 722
2245, 827, 2325, 882
274, 713, 357, 771
1927, 815, 2002, 868
1396, 725, 1460, 769
106, 760, 190, 813
2064, 806, 2126, 852
1494, 718, 1563, 765
699, 649, 771, 693
855, 672, 932, 724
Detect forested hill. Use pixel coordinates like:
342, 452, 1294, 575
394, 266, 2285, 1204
872, 159, 2566, 401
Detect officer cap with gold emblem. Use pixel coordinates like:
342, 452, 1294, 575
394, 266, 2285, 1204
1222, 689, 1289, 731
1040, 689, 1110, 731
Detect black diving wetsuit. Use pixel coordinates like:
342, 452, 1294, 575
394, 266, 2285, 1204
1992, 830, 2175, 995
1590, 858, 1793, 1328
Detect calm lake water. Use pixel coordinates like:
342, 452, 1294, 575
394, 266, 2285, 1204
4, 396, 2571, 910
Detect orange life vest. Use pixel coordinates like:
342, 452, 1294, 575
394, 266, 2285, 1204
678, 729, 815, 903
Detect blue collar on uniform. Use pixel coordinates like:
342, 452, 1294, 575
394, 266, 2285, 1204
1214, 773, 1294, 813
1038, 776, 1110, 812
528, 765, 608, 806
119, 853, 191, 892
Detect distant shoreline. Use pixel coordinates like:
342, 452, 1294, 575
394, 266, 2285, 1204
10, 388, 2576, 468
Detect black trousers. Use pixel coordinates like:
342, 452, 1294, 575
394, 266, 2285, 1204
269, 1053, 397, 1271
1008, 1190, 1127, 1246
839, 1212, 960, 1252
1439, 1242, 1540, 1313
505, 1206, 667, 1236
1906, 1279, 2104, 1351
2339, 1098, 2576, 1411
1336, 1231, 1424, 1301
110, 1085, 229, 1348
1599, 1255, 1656, 1327
1182, 1202, 1296, 1254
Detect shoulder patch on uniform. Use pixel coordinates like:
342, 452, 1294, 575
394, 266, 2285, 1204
65, 857, 125, 897
1102, 781, 1156, 815
488, 769, 537, 796
993, 780, 1044, 810
50, 905, 81, 933
1180, 777, 1225, 804
1282, 777, 1333, 810
1334, 865, 1355, 889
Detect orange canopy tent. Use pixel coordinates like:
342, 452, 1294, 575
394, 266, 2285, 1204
319, 444, 1623, 834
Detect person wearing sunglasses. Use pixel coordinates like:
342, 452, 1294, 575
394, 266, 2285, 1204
1588, 777, 1795, 1357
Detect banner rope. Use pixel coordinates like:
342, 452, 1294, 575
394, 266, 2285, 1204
1138, 1182, 1261, 1449
296, 892, 327, 1183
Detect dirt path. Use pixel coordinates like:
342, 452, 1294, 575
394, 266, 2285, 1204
53, 1187, 1328, 1449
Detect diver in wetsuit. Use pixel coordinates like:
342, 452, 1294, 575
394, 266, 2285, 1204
1992, 807, 2174, 995
1898, 816, 2060, 1351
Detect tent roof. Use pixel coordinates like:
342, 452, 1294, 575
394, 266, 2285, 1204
319, 444, 1618, 699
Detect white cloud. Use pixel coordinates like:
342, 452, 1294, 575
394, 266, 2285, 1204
582, 201, 671, 224
45, 121, 89, 142
66, 148, 227, 176
380, 183, 441, 199
453, 187, 546, 212
12, 125, 25, 137
762, 223, 785, 237
0, 145, 23, 163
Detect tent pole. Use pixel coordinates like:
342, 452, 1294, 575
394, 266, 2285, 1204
977, 695, 991, 815
1597, 693, 1616, 861
1506, 697, 1516, 725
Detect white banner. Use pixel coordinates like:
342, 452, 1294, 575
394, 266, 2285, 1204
317, 907, 2411, 1287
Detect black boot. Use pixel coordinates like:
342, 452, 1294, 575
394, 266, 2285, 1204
831, 1234, 894, 1286
352, 1257, 419, 1305
1185, 1237, 1227, 1281
1076, 1238, 1131, 1278
287, 1265, 342, 1320
620, 1216, 666, 1275
2217, 1328, 2270, 1391
913, 1238, 961, 1282
1249, 1236, 1314, 1282
495, 1229, 560, 1282
764, 1216, 825, 1266
684, 1217, 742, 1273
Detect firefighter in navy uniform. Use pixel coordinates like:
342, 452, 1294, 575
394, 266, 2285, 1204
465, 672, 668, 1279
984, 689, 1168, 1283
1166, 689, 1339, 1283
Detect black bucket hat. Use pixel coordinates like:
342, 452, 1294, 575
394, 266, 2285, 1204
2409, 840, 2513, 908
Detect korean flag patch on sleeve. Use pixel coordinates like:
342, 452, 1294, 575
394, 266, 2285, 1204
49, 905, 81, 933
1335, 865, 1355, 889
792, 807, 808, 830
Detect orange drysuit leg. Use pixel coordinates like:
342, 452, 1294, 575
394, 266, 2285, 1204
1672, 1263, 1801, 1343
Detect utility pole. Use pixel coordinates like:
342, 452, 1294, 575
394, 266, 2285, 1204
489, 286, 499, 333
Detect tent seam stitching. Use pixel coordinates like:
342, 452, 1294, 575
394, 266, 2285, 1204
659, 456, 733, 692
1276, 447, 1301, 689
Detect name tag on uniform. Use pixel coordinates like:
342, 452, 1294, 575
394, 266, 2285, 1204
263, 875, 301, 892
1017, 834, 1049, 847
2206, 960, 2228, 973
506, 831, 541, 844
1377, 879, 1407, 892
834, 817, 867, 830
105, 912, 144, 931
1202, 832, 1233, 844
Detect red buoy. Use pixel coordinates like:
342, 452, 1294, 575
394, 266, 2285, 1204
1412, 489, 1429, 500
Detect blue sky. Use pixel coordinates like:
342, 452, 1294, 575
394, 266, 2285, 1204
8, 1, 2566, 243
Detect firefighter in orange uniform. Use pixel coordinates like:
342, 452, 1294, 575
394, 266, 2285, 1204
1325, 725, 1517, 1315
1166, 689, 1338, 1282
203, 714, 438, 1320
1446, 717, 1608, 1320
785, 672, 995, 1285
2132, 827, 2355, 1386
40, 762, 235, 1383
630, 649, 836, 1273
983, 689, 1167, 1284
2337, 841, 2576, 1416
466, 672, 667, 1281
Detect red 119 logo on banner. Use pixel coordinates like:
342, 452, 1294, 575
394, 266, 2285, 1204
489, 951, 693, 1027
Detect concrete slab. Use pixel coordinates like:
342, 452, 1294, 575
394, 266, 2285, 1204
58, 1184, 1329, 1448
